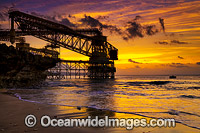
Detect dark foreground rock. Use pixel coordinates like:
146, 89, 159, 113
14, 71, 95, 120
0, 43, 59, 88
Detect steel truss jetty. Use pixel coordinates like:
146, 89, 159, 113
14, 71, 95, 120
0, 10, 118, 79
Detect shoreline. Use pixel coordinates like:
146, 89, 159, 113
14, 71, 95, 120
11, 91, 200, 130
0, 90, 199, 133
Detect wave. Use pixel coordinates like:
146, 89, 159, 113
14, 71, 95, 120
180, 95, 200, 99
14, 93, 200, 130
187, 87, 200, 89
127, 81, 171, 86
58, 84, 84, 88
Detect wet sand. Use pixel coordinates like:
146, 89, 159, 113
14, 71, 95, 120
0, 90, 199, 133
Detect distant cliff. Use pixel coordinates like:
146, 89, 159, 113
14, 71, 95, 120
0, 43, 59, 88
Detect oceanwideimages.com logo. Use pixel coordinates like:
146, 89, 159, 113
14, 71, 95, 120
25, 114, 176, 129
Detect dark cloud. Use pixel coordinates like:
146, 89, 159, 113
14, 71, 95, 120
125, 21, 144, 38
80, 15, 101, 27
79, 15, 122, 35
155, 41, 168, 45
178, 56, 184, 59
162, 63, 189, 68
171, 40, 188, 44
123, 16, 159, 40
128, 59, 142, 64
196, 62, 200, 65
155, 40, 189, 45
145, 25, 158, 36
79, 15, 160, 40
102, 24, 122, 34
159, 18, 165, 32
60, 18, 75, 27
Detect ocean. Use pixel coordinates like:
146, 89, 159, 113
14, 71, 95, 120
11, 75, 200, 129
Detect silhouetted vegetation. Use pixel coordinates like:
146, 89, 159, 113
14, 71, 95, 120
0, 43, 58, 88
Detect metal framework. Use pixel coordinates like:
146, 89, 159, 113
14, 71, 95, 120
0, 30, 26, 42
47, 60, 115, 79
47, 60, 89, 79
6, 10, 118, 79
9, 11, 118, 60
19, 46, 59, 58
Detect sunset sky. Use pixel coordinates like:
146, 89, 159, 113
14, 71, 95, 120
0, 0, 200, 75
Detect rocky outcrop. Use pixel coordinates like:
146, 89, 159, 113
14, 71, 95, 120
0, 43, 59, 88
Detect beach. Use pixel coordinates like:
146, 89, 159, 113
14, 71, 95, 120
0, 90, 199, 133
1, 0, 200, 132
